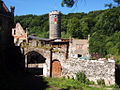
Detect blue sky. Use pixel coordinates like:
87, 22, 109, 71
4, 0, 114, 16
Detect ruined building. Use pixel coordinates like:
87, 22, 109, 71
0, 0, 14, 48
0, 0, 15, 73
14, 10, 115, 85
12, 23, 28, 46
0, 0, 24, 76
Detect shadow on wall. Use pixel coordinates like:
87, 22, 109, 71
6, 46, 25, 73
115, 65, 120, 86
0, 47, 49, 90
0, 1, 49, 89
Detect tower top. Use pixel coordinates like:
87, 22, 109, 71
49, 10, 60, 15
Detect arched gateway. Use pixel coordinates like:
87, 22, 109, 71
25, 51, 46, 75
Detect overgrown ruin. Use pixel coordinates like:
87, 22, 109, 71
0, 0, 116, 87
13, 10, 115, 86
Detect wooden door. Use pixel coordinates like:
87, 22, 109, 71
52, 60, 61, 77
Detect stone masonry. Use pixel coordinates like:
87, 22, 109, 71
20, 35, 116, 86
61, 59, 115, 86
18, 9, 116, 86
23, 45, 115, 86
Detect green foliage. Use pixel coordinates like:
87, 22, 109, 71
94, 7, 120, 36
113, 0, 120, 6
45, 77, 104, 90
15, 14, 49, 38
105, 3, 113, 9
97, 79, 105, 86
61, 0, 75, 7
61, 0, 120, 8
110, 84, 120, 89
67, 17, 82, 38
76, 72, 91, 84
89, 7, 120, 60
89, 32, 107, 57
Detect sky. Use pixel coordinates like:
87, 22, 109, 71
4, 0, 114, 16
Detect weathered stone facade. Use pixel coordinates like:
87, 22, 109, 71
12, 23, 28, 46
18, 10, 116, 86
69, 38, 90, 59
61, 59, 115, 86
49, 10, 61, 39
23, 44, 115, 86
24, 46, 67, 77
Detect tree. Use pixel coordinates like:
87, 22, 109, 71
93, 7, 120, 36
105, 3, 113, 9
61, 0, 120, 7
106, 32, 120, 56
67, 17, 83, 38
113, 0, 120, 6
79, 17, 95, 38
89, 32, 107, 56
61, 0, 75, 7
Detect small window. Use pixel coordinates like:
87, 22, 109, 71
78, 54, 82, 57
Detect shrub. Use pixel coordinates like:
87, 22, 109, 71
97, 79, 105, 86
76, 72, 90, 84
110, 84, 120, 89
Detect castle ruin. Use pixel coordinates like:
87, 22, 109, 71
13, 10, 115, 86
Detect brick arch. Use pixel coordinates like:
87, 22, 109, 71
52, 60, 61, 77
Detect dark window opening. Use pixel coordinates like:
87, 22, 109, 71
0, 19, 2, 26
27, 51, 46, 64
78, 54, 82, 57
28, 68, 43, 75
14, 30, 16, 35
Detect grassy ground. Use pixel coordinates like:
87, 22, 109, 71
45, 77, 108, 90
1, 73, 120, 90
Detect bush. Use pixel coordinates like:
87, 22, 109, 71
97, 79, 105, 86
110, 84, 120, 89
76, 72, 90, 84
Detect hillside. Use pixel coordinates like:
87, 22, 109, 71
15, 6, 120, 63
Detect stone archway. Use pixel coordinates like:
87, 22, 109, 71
26, 51, 46, 75
52, 60, 61, 77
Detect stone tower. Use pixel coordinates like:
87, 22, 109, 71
49, 10, 61, 39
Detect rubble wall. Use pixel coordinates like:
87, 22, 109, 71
61, 59, 115, 86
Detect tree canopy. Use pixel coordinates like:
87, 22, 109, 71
61, 0, 120, 7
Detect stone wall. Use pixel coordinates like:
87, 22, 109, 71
24, 47, 67, 77
69, 38, 89, 57
61, 59, 115, 86
23, 46, 116, 86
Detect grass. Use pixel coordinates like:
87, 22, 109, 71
44, 77, 108, 90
